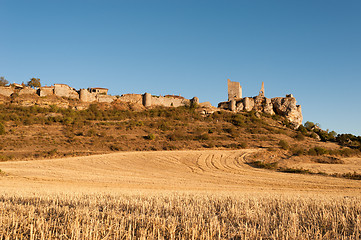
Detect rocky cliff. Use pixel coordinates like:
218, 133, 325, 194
218, 94, 303, 129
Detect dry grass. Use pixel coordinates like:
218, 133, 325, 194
1, 103, 350, 161
1, 193, 361, 239
1, 149, 361, 239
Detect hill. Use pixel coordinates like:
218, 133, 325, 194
0, 100, 360, 177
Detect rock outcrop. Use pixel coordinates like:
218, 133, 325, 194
271, 96, 303, 128
218, 80, 303, 129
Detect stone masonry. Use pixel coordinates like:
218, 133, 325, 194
54, 84, 79, 99
227, 79, 242, 101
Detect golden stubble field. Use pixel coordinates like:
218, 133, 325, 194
1, 149, 361, 239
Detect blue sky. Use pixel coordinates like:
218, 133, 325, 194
1, 0, 360, 135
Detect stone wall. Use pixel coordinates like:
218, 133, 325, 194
39, 87, 54, 97
89, 88, 108, 95
19, 87, 36, 95
151, 95, 190, 107
0, 86, 14, 97
54, 84, 79, 99
97, 95, 116, 103
118, 94, 143, 104
79, 89, 97, 102
116, 93, 197, 108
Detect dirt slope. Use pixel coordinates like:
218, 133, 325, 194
1, 149, 360, 195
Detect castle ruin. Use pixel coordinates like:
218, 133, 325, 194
0, 79, 303, 128
0, 83, 199, 109
219, 79, 303, 128
227, 79, 242, 101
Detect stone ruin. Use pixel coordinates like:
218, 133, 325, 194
0, 80, 303, 128
218, 79, 303, 128
227, 79, 242, 101
0, 83, 199, 108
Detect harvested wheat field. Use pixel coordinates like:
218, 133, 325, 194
1, 149, 361, 239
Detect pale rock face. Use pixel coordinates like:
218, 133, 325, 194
244, 97, 254, 111
199, 102, 212, 108
250, 96, 275, 115
236, 101, 244, 111
263, 98, 275, 115
229, 100, 236, 111
271, 97, 303, 128
253, 96, 264, 112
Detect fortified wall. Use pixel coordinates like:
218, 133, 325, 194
0, 83, 198, 109
0, 80, 303, 127
218, 79, 303, 128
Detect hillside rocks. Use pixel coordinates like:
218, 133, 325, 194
218, 95, 303, 129
271, 97, 303, 128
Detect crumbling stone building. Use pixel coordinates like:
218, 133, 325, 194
219, 79, 303, 128
227, 79, 242, 101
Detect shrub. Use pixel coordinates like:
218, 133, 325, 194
291, 147, 305, 156
336, 171, 361, 180
203, 142, 214, 148
230, 114, 245, 127
307, 147, 328, 156
308, 148, 317, 156
248, 160, 278, 170
196, 133, 210, 141
294, 132, 305, 141
278, 140, 289, 150
279, 167, 311, 174
297, 125, 308, 135
239, 142, 248, 149
109, 144, 122, 151
310, 132, 319, 139
0, 122, 5, 135
145, 133, 156, 140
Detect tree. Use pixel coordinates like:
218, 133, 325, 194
0, 76, 9, 86
304, 121, 315, 130
27, 78, 41, 88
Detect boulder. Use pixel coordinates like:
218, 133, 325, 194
264, 98, 275, 115
272, 97, 303, 128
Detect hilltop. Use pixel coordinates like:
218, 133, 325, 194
0, 79, 360, 176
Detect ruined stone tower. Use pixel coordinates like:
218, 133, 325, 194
259, 82, 265, 97
227, 79, 242, 101
142, 92, 152, 107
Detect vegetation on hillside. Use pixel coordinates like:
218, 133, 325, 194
0, 103, 359, 161
0, 76, 8, 87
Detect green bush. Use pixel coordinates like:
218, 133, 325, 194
0, 122, 5, 135
239, 142, 248, 149
145, 133, 156, 140
248, 160, 278, 170
307, 147, 327, 156
278, 140, 289, 150
291, 147, 305, 156
196, 133, 210, 141
294, 132, 305, 141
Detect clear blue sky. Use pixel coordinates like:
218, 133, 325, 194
1, 0, 360, 135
